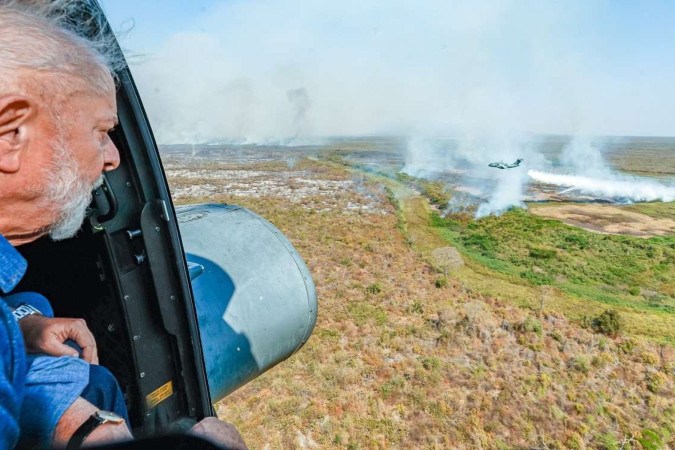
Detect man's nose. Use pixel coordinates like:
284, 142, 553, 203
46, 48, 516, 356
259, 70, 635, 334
103, 140, 121, 171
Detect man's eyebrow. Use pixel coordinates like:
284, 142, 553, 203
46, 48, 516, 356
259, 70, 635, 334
98, 116, 119, 127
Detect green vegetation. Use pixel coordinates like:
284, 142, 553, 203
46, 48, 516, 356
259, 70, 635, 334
396, 172, 451, 208
170, 152, 675, 449
639, 429, 666, 450
365, 162, 675, 345
431, 208, 675, 316
591, 310, 623, 336
434, 276, 448, 288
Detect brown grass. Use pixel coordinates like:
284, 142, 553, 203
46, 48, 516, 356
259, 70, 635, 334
530, 204, 675, 237
168, 158, 675, 450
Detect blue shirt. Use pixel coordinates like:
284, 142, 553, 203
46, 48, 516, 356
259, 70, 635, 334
0, 235, 90, 449
0, 234, 28, 450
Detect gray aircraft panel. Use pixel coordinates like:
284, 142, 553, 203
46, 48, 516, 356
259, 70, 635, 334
176, 203, 317, 402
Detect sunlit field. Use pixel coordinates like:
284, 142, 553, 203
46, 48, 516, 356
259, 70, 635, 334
164, 139, 674, 449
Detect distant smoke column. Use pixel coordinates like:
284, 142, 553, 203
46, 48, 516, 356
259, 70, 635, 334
287, 88, 311, 142
561, 136, 609, 176
475, 169, 528, 218
402, 137, 453, 177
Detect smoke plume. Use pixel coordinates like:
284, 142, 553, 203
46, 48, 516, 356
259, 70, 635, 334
103, 0, 675, 144
527, 171, 675, 203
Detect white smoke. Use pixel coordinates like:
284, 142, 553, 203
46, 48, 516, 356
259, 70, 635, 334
402, 137, 462, 178
102, 0, 675, 144
528, 136, 675, 202
101, 0, 675, 214
560, 135, 610, 177
528, 171, 675, 202
402, 132, 547, 217
403, 133, 675, 216
475, 168, 529, 218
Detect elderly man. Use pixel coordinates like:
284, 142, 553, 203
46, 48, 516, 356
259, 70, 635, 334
0, 3, 246, 450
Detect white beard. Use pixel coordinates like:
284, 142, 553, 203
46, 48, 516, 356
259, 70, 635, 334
45, 137, 104, 241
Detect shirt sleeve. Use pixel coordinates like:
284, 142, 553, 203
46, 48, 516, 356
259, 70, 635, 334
19, 355, 89, 448
0, 301, 26, 450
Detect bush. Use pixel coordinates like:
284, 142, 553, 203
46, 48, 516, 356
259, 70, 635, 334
640, 351, 659, 365
591, 310, 623, 336
529, 247, 557, 259
646, 371, 668, 393
434, 276, 448, 288
421, 357, 441, 371
594, 433, 619, 450
517, 316, 543, 334
563, 234, 589, 249
366, 283, 382, 294
570, 355, 591, 374
420, 180, 451, 208
617, 338, 636, 354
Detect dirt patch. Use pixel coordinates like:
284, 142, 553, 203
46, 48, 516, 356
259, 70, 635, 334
530, 204, 675, 237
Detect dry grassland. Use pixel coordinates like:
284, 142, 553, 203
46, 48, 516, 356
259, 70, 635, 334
168, 158, 674, 450
530, 204, 675, 238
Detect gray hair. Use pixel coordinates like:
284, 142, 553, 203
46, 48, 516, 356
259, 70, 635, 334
0, 0, 123, 99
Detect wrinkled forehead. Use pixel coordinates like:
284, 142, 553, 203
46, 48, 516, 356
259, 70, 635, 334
15, 68, 117, 129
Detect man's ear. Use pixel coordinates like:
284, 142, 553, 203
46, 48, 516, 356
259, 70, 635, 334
0, 95, 35, 173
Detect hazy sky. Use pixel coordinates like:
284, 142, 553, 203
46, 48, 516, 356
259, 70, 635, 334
100, 0, 675, 143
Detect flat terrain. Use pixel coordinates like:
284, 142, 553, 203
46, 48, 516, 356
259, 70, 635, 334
164, 146, 675, 449
530, 204, 675, 237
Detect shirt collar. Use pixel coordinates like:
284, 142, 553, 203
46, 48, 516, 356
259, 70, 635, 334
0, 234, 27, 294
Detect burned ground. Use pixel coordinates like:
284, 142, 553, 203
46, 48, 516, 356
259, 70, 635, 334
165, 150, 674, 449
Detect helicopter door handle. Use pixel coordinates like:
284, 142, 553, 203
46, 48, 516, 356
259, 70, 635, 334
96, 176, 118, 223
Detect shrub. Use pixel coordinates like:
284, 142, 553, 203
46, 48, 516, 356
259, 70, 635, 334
618, 338, 636, 354
434, 276, 448, 288
517, 316, 543, 334
640, 351, 659, 365
420, 180, 451, 208
570, 356, 591, 374
591, 352, 614, 368
366, 283, 382, 294
594, 433, 619, 450
529, 247, 557, 259
564, 234, 589, 249
549, 330, 564, 342
421, 357, 441, 371
646, 371, 668, 393
591, 310, 623, 336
